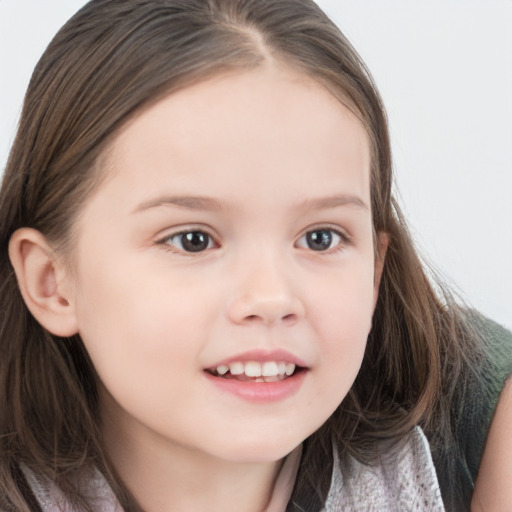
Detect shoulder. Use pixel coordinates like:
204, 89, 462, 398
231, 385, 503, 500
458, 315, 512, 476
323, 427, 445, 511
471, 377, 512, 511
430, 313, 512, 510
464, 315, 512, 463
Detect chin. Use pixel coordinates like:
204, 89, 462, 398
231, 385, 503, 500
210, 434, 304, 464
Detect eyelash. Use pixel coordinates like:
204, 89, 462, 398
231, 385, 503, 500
156, 227, 351, 255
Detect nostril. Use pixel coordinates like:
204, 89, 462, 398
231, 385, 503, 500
229, 294, 305, 326
241, 312, 298, 325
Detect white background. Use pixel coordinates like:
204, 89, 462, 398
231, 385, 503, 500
1, 1, 511, 328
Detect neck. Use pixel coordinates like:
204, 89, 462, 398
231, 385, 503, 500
101, 400, 286, 512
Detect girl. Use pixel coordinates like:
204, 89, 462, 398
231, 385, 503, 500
0, 1, 510, 511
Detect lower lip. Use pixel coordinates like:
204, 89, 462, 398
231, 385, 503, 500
204, 370, 307, 403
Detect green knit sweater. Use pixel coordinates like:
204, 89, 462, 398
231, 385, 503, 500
428, 315, 512, 511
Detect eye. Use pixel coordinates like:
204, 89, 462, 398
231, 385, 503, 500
161, 230, 215, 253
296, 228, 345, 252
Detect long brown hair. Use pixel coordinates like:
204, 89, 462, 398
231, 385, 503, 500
0, 1, 484, 510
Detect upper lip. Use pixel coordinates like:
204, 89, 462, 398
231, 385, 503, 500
206, 349, 308, 369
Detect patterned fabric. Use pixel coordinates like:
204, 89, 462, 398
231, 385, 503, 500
322, 427, 445, 512
21, 466, 122, 512
22, 427, 443, 511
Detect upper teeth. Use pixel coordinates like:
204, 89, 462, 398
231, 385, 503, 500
215, 361, 296, 377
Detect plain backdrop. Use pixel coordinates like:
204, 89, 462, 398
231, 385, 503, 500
1, 1, 511, 329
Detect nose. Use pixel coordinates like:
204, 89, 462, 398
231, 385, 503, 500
227, 258, 305, 327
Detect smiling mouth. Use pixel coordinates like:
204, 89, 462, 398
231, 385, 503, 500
205, 361, 305, 383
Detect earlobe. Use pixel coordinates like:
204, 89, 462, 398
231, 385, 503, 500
8, 228, 78, 337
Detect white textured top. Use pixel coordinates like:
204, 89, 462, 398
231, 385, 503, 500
21, 427, 444, 511
322, 427, 445, 511
21, 465, 121, 512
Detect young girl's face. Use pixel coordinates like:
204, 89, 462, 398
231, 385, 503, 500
66, 62, 384, 464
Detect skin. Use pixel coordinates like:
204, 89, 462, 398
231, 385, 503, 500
11, 62, 386, 511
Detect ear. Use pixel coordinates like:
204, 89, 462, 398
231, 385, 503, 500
8, 228, 78, 337
372, 232, 389, 311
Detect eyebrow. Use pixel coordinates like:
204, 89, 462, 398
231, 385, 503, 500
133, 193, 369, 214
133, 195, 224, 213
300, 194, 369, 211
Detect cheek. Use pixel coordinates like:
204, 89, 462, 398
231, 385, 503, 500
74, 275, 206, 434
72, 258, 211, 395
311, 257, 376, 339
307, 260, 376, 397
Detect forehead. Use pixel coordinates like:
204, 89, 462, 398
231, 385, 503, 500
96, 63, 371, 210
